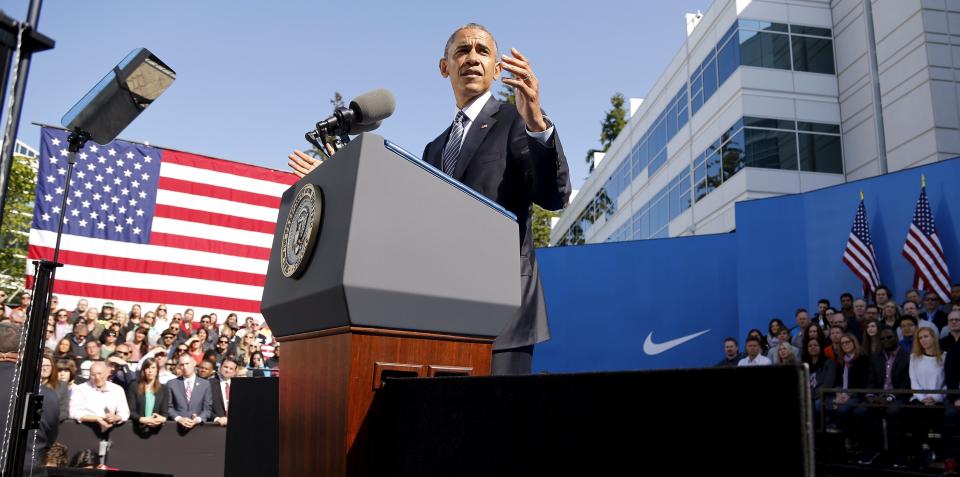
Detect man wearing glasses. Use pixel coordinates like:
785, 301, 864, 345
922, 291, 948, 330
69, 298, 88, 323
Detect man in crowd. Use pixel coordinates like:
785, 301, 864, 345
70, 298, 88, 323
792, 308, 811, 349
839, 293, 855, 319
99, 301, 115, 322
212, 334, 234, 363
80, 340, 101, 368
905, 289, 922, 306
943, 284, 960, 314
212, 357, 238, 427
168, 354, 213, 429
69, 361, 130, 433
922, 291, 949, 330
815, 299, 831, 328
854, 328, 910, 466
7, 292, 30, 324
875, 285, 892, 308
199, 314, 219, 346
898, 316, 918, 352
66, 321, 90, 360
197, 360, 216, 380
943, 311, 960, 352
158, 329, 177, 353
738, 337, 771, 366
865, 304, 880, 324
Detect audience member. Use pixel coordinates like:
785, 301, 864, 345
127, 357, 168, 431
212, 357, 238, 426
737, 337, 771, 366
767, 318, 786, 349
854, 328, 910, 466
167, 354, 213, 429
802, 337, 836, 408
69, 361, 130, 432
715, 338, 743, 367
898, 316, 918, 353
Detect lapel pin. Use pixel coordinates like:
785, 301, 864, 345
480, 124, 488, 129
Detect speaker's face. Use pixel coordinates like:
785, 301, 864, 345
441, 28, 501, 108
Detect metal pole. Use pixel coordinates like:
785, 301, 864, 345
0, 0, 43, 234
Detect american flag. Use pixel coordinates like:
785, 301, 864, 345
26, 127, 298, 322
902, 183, 952, 303
842, 195, 881, 297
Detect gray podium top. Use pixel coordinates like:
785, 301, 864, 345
261, 133, 521, 339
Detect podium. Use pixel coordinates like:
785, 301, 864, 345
260, 134, 520, 476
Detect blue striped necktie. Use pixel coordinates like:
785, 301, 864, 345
441, 111, 468, 175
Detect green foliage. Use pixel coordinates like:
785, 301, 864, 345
586, 92, 627, 172
0, 154, 37, 290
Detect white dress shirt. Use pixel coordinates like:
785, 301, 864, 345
738, 354, 773, 367
451, 91, 555, 152
69, 380, 130, 423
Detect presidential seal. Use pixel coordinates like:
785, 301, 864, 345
280, 184, 323, 278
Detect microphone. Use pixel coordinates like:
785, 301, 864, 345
315, 89, 395, 137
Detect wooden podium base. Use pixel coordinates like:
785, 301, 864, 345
277, 326, 493, 476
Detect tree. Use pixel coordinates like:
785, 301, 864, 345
585, 92, 627, 172
497, 85, 560, 248
0, 154, 37, 290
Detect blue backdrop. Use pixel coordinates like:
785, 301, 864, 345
535, 158, 960, 372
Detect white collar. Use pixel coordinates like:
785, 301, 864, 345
456, 91, 492, 123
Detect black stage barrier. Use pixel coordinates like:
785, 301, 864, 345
55, 421, 224, 477
224, 377, 278, 477
368, 365, 814, 476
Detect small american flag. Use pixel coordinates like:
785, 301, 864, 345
842, 194, 881, 297
27, 127, 298, 321
902, 182, 952, 303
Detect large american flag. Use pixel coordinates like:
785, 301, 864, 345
842, 195, 881, 297
26, 127, 297, 322
902, 184, 952, 303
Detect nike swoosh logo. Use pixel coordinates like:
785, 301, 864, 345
643, 329, 712, 356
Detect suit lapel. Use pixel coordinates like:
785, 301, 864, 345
425, 126, 451, 169
453, 97, 500, 181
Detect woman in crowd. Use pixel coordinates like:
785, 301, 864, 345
776, 341, 798, 365
53, 338, 73, 362
767, 319, 786, 349
802, 337, 836, 411
805, 323, 829, 351
249, 351, 272, 377
861, 319, 880, 355
56, 359, 77, 387
829, 333, 869, 434
186, 336, 205, 364
126, 357, 168, 431
53, 308, 72, 341
881, 300, 901, 331
195, 327, 212, 353
237, 332, 258, 366
128, 326, 150, 362
40, 352, 69, 421
767, 327, 798, 364
99, 330, 119, 358
129, 304, 142, 324
70, 449, 99, 469
908, 327, 945, 464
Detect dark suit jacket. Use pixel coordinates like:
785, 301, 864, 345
867, 348, 911, 397
210, 377, 228, 419
166, 376, 213, 421
422, 96, 571, 350
126, 382, 169, 422
0, 363, 59, 465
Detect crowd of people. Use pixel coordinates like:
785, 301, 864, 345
717, 283, 960, 472
0, 290, 280, 470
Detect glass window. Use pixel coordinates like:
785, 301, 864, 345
669, 185, 680, 220
680, 190, 691, 212
797, 121, 840, 134
666, 102, 678, 140
702, 57, 718, 103
744, 116, 796, 130
739, 30, 791, 70
706, 150, 721, 191
798, 133, 843, 174
791, 25, 831, 37
677, 95, 689, 131
721, 129, 745, 182
791, 36, 834, 74
639, 210, 649, 240
695, 179, 708, 202
739, 19, 789, 33
649, 149, 667, 175
691, 73, 704, 114
744, 128, 798, 170
717, 35, 740, 85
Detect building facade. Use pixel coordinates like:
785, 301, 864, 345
552, 0, 957, 246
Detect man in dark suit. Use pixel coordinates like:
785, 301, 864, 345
289, 23, 570, 374
167, 354, 213, 429
853, 328, 911, 466
211, 357, 238, 426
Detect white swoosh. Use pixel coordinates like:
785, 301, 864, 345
642, 329, 712, 356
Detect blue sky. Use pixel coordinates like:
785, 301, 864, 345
5, 1, 708, 188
